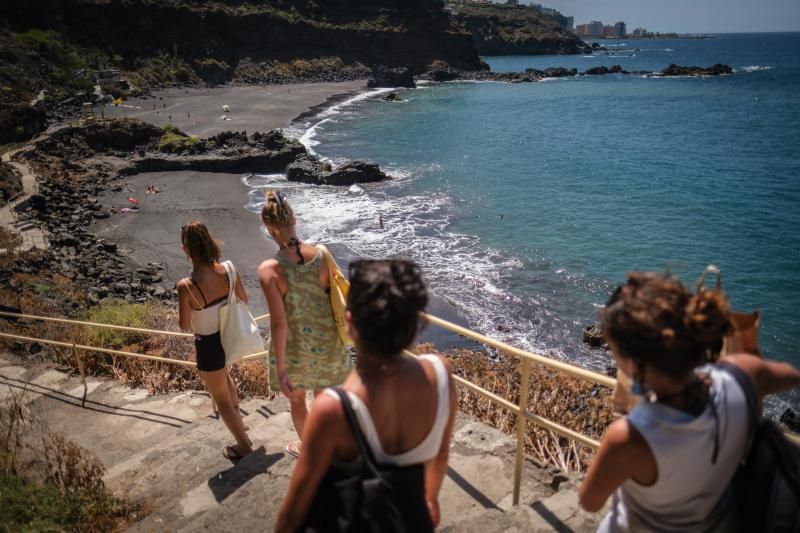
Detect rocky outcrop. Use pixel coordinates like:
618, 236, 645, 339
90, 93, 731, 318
583, 325, 606, 349
0, 162, 23, 206
368, 66, 416, 89
584, 65, 626, 76
780, 408, 800, 433
657, 64, 733, 77
453, 4, 589, 56
286, 155, 389, 186
2, 0, 484, 75
8, 177, 171, 304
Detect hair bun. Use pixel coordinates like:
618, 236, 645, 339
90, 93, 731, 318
684, 290, 731, 347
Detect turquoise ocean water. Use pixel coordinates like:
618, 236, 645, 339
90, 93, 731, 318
247, 33, 800, 409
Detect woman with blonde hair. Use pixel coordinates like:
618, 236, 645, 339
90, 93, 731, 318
177, 221, 253, 460
258, 191, 351, 457
580, 272, 800, 531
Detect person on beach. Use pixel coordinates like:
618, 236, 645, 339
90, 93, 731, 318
579, 272, 800, 531
177, 221, 253, 460
274, 259, 456, 532
258, 191, 352, 458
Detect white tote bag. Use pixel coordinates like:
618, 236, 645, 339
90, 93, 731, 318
219, 261, 264, 365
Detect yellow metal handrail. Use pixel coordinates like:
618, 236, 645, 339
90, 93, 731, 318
1, 308, 611, 505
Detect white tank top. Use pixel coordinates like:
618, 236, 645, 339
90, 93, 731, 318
324, 354, 450, 466
186, 261, 233, 336
599, 364, 750, 533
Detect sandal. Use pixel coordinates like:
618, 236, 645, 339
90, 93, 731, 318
223, 445, 247, 461
285, 441, 302, 459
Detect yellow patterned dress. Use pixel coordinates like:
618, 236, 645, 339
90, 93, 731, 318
268, 247, 352, 391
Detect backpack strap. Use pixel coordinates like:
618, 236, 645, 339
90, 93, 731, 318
332, 387, 382, 478
717, 362, 758, 422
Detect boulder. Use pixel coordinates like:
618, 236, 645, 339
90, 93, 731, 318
659, 63, 733, 77
286, 156, 326, 185
582, 325, 606, 348
780, 408, 800, 433
384, 92, 401, 102
368, 65, 416, 88
325, 161, 389, 186
429, 68, 460, 82
583, 65, 626, 76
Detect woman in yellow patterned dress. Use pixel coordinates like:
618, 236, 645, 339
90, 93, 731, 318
257, 190, 352, 457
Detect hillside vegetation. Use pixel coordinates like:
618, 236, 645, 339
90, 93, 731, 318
454, 4, 588, 55
0, 0, 484, 143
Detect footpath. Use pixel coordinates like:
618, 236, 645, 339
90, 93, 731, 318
0, 149, 47, 251
0, 352, 604, 531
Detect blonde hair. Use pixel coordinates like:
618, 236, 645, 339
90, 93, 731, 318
261, 190, 295, 228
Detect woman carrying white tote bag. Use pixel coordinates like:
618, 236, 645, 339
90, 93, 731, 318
220, 260, 264, 365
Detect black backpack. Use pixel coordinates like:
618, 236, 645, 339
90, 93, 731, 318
300, 387, 434, 533
720, 362, 800, 532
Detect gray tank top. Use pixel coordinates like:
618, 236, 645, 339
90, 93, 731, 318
599, 365, 749, 533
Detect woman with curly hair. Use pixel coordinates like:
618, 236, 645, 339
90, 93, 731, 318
580, 272, 800, 532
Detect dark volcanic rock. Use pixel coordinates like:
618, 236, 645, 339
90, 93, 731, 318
326, 161, 388, 186
583, 325, 606, 348
383, 92, 401, 102
780, 408, 800, 433
584, 65, 626, 76
286, 156, 326, 185
428, 67, 460, 82
658, 64, 733, 77
368, 66, 416, 88
286, 156, 389, 186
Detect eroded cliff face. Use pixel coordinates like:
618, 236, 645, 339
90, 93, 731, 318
1, 0, 484, 74
453, 4, 588, 56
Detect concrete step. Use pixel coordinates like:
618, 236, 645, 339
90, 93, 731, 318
0, 353, 605, 531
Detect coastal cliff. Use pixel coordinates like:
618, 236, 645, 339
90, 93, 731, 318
0, 0, 484, 143
0, 0, 483, 77
453, 4, 589, 56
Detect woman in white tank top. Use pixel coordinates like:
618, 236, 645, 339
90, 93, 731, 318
579, 272, 800, 532
274, 259, 457, 533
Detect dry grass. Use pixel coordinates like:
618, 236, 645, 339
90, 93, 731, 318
415, 343, 614, 472
0, 390, 144, 531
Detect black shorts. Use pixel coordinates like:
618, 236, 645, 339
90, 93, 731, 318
195, 331, 226, 372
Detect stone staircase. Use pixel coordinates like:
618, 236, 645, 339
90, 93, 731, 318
0, 352, 604, 532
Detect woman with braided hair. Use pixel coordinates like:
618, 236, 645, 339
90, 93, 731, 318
579, 272, 800, 532
258, 190, 352, 458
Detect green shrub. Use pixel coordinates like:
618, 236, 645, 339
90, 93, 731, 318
84, 300, 159, 348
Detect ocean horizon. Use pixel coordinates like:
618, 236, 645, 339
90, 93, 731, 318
248, 32, 800, 413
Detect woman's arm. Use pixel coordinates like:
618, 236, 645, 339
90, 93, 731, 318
176, 279, 193, 332
275, 395, 341, 533
424, 357, 457, 527
258, 260, 292, 396
721, 353, 800, 401
579, 418, 652, 512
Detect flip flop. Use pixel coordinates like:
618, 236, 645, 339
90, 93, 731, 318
285, 441, 302, 459
223, 445, 245, 461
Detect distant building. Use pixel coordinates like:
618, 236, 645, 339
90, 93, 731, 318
588, 20, 604, 37
602, 25, 617, 38
506, 0, 519, 5
632, 27, 648, 37
563, 16, 574, 31
614, 21, 627, 37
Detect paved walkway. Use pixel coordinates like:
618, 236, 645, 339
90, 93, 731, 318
0, 149, 47, 251
0, 352, 604, 531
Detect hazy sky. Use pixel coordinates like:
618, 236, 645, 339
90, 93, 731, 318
539, 0, 800, 34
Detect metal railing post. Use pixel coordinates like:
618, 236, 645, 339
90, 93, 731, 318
513, 357, 531, 505
72, 342, 88, 407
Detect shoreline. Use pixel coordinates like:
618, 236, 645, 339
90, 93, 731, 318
94, 82, 477, 348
